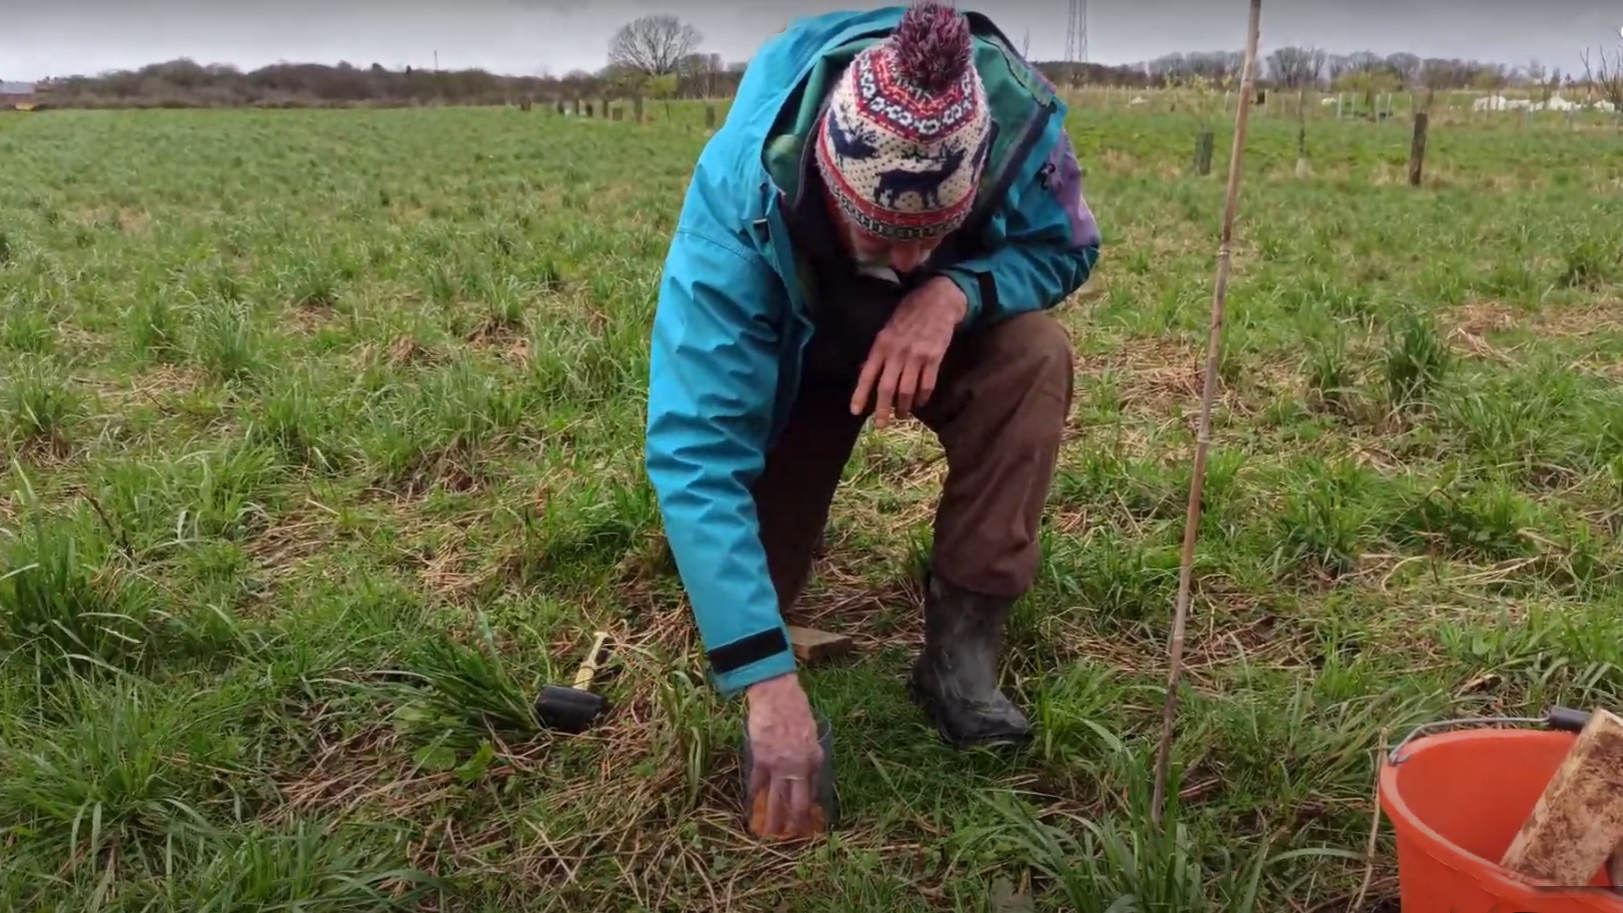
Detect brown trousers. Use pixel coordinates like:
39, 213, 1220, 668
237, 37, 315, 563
751, 311, 1075, 613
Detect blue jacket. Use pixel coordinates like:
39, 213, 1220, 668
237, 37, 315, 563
644, 7, 1102, 698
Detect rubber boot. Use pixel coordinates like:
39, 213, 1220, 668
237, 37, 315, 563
908, 571, 1032, 748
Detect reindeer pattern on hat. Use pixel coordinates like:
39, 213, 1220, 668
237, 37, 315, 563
813, 8, 993, 241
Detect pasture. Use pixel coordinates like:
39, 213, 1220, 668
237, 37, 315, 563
1, 101, 1622, 911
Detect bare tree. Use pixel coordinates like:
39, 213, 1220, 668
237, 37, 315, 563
560, 69, 596, 102
608, 15, 703, 77
1384, 52, 1422, 89
1264, 46, 1325, 174
1325, 53, 1350, 82
677, 51, 722, 98
1266, 46, 1326, 90
1420, 59, 1454, 91
1579, 44, 1623, 117
1343, 51, 1384, 75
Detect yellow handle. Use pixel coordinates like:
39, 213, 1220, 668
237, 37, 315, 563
571, 631, 611, 690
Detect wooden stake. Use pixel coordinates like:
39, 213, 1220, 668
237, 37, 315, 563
787, 626, 853, 665
1501, 708, 1623, 885
1192, 130, 1215, 176
1407, 111, 1428, 187
1294, 85, 1309, 177
1149, 0, 1263, 830
1408, 89, 1432, 188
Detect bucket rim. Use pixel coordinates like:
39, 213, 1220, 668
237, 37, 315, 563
1377, 727, 1623, 905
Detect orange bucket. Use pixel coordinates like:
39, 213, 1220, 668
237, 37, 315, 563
1378, 714, 1623, 913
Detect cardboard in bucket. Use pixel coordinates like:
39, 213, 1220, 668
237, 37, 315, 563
1501, 708, 1623, 886
1379, 707, 1623, 913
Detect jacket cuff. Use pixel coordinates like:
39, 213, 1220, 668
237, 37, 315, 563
706, 626, 799, 698
938, 267, 989, 327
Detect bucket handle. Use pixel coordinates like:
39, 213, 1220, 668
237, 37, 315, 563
1387, 706, 1591, 765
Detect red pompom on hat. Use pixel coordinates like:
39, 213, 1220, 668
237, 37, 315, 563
813, 1, 993, 242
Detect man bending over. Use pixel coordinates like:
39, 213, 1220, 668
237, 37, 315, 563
644, 2, 1101, 837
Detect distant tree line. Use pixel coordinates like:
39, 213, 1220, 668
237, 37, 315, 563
19, 13, 1619, 110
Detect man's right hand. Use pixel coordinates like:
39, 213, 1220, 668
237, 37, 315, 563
744, 672, 825, 839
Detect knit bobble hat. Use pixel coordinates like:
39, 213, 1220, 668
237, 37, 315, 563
813, 1, 993, 243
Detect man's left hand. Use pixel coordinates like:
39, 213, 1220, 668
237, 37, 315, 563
850, 276, 967, 428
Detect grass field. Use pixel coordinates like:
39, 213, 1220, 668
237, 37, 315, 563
2, 101, 1623, 911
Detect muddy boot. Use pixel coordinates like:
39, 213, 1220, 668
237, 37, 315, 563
908, 572, 1032, 748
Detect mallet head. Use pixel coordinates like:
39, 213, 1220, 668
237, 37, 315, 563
535, 630, 614, 733
534, 683, 610, 733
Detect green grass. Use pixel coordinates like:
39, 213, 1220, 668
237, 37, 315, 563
1, 101, 1622, 911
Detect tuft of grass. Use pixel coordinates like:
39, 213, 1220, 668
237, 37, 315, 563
0, 504, 155, 681
1383, 310, 1451, 411
959, 745, 1364, 912
387, 613, 540, 749
1302, 327, 1355, 416
1, 358, 86, 454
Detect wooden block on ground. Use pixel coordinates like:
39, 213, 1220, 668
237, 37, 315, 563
1501, 707, 1623, 885
788, 626, 853, 665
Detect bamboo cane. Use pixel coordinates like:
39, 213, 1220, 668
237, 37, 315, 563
1150, 0, 1265, 829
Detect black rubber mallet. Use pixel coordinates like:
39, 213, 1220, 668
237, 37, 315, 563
534, 630, 613, 733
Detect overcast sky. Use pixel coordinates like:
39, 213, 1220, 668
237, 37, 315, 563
3, 0, 1619, 82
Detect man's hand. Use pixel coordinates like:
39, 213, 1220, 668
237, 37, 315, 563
744, 672, 824, 840
850, 276, 967, 427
